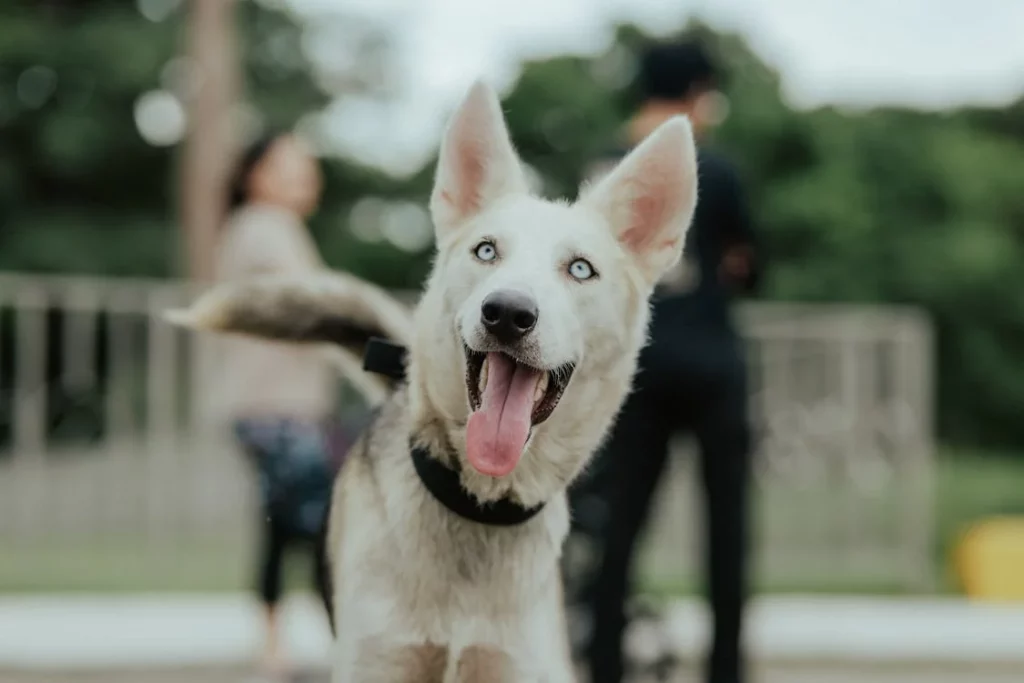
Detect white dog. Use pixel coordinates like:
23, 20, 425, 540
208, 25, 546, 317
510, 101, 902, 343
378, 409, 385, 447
169, 80, 698, 682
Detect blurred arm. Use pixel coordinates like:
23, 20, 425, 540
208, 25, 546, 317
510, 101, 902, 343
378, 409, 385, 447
717, 168, 764, 296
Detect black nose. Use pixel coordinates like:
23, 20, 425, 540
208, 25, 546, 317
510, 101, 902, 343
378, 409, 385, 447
481, 290, 538, 344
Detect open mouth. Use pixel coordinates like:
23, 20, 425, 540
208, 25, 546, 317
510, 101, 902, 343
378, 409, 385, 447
462, 346, 575, 477
464, 348, 574, 426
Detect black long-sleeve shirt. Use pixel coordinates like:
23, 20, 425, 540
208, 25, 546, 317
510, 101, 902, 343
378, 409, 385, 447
675, 146, 762, 326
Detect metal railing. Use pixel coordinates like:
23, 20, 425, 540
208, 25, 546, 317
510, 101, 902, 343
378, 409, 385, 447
0, 273, 935, 592
643, 302, 935, 591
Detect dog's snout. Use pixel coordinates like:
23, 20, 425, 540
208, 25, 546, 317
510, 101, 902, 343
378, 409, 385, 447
481, 290, 538, 344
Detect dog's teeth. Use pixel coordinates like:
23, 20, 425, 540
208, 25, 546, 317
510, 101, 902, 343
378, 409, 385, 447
534, 373, 549, 403
479, 357, 489, 394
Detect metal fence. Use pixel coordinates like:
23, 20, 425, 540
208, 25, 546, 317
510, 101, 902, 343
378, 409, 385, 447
0, 273, 934, 592
642, 303, 935, 591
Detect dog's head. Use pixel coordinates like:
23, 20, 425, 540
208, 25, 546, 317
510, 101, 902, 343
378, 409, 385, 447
409, 82, 698, 504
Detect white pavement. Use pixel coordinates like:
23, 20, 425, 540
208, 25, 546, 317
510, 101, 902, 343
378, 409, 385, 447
1, 594, 1023, 671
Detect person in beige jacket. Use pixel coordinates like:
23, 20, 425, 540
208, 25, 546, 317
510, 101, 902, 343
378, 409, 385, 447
214, 132, 340, 681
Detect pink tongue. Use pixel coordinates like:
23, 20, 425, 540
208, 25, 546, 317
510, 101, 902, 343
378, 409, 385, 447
465, 352, 540, 477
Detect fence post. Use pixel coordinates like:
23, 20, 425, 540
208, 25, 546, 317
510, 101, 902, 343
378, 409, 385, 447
12, 286, 48, 460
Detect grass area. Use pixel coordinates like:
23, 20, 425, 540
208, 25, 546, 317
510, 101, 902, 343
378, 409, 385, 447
932, 449, 1024, 592
643, 576, 917, 598
0, 533, 320, 594
2, 450, 1023, 595
642, 449, 1024, 597
0, 536, 249, 593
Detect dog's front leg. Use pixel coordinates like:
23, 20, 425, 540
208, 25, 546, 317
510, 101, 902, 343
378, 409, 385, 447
449, 644, 522, 683
445, 643, 575, 683
342, 635, 449, 683
523, 585, 578, 683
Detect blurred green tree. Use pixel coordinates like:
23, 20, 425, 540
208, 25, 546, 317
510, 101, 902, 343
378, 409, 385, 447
3, 8, 1024, 451
501, 22, 1024, 450
0, 0, 430, 284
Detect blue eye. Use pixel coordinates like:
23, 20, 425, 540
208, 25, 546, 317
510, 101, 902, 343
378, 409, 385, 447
568, 258, 595, 281
474, 241, 498, 262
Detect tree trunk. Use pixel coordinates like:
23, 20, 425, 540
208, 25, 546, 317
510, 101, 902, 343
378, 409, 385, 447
179, 0, 239, 282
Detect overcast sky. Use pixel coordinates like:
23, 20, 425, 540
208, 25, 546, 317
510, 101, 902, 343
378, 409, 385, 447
286, 0, 1024, 175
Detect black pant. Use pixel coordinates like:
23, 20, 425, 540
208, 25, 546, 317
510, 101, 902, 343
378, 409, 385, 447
257, 514, 333, 632
576, 315, 752, 683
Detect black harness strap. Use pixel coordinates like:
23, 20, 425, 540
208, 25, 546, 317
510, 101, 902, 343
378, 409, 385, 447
362, 337, 544, 526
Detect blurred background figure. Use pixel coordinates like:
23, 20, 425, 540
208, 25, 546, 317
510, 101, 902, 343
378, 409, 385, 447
565, 40, 762, 683
214, 132, 338, 681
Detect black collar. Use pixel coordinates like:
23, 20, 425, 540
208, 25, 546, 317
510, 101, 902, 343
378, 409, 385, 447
362, 338, 545, 527
409, 443, 544, 526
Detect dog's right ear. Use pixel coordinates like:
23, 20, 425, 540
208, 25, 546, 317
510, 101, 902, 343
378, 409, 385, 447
164, 272, 414, 358
429, 80, 528, 239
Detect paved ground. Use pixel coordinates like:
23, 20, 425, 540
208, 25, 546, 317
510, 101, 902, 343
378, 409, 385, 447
3, 595, 1024, 683
6, 594, 1024, 669
3, 664, 1023, 683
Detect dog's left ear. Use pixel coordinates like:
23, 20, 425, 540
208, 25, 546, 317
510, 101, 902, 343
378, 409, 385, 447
430, 80, 528, 239
581, 116, 698, 286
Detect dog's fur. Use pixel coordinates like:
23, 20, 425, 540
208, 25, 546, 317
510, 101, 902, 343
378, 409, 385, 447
168, 81, 698, 682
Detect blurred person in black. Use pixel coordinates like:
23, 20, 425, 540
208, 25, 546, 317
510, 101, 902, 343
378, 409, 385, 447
215, 132, 358, 680
565, 40, 763, 683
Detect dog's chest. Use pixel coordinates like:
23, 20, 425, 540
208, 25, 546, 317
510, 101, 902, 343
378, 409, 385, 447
337, 482, 564, 640
336, 523, 567, 682
370, 514, 553, 613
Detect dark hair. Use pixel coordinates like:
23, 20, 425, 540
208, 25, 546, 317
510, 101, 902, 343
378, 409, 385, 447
227, 131, 286, 211
637, 40, 719, 103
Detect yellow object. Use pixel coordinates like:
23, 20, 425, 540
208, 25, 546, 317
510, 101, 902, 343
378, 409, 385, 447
956, 517, 1024, 602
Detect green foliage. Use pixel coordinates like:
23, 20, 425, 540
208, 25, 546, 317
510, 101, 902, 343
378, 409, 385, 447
0, 1, 403, 278
2, 10, 1024, 450
500, 23, 1024, 451
0, 4, 178, 274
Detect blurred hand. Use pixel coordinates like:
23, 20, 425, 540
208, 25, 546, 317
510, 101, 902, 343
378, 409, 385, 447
719, 245, 752, 286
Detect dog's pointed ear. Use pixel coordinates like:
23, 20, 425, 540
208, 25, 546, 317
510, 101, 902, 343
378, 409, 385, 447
165, 272, 414, 357
581, 116, 698, 286
429, 80, 528, 238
